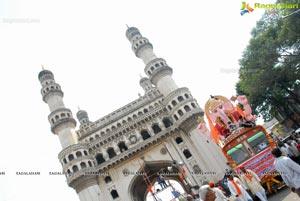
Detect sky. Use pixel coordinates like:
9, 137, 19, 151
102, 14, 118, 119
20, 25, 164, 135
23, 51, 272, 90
0, 0, 274, 200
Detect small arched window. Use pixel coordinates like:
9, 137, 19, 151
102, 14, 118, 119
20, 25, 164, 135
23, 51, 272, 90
191, 103, 197, 108
152, 124, 162, 134
111, 189, 119, 199
76, 151, 82, 158
183, 149, 193, 159
96, 153, 105, 165
107, 148, 117, 159
105, 176, 112, 183
175, 137, 183, 144
174, 115, 178, 121
72, 165, 79, 173
80, 162, 87, 169
171, 100, 177, 106
184, 105, 191, 112
178, 110, 184, 116
118, 142, 128, 153
141, 130, 151, 140
178, 96, 184, 102
68, 154, 74, 161
163, 118, 173, 128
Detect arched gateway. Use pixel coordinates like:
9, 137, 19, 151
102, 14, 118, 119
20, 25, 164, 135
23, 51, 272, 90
38, 26, 227, 201
128, 160, 190, 201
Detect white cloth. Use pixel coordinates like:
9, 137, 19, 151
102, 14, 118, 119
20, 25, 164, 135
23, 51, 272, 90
280, 146, 289, 156
212, 187, 227, 201
227, 177, 252, 201
274, 156, 300, 189
240, 169, 264, 195
255, 189, 267, 201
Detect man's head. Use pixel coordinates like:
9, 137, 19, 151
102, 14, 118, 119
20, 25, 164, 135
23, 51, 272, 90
240, 166, 246, 173
209, 181, 215, 188
228, 175, 233, 180
199, 185, 216, 201
272, 148, 282, 158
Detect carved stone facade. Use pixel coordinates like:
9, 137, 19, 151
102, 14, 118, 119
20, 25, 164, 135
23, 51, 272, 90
39, 27, 227, 201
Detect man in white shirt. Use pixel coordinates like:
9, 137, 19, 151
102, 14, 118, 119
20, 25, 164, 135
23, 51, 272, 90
199, 184, 216, 201
239, 167, 267, 201
209, 181, 228, 201
272, 148, 300, 197
227, 175, 253, 201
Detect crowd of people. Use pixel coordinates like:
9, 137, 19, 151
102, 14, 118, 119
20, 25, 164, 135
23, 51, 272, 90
194, 133, 300, 201
154, 132, 300, 201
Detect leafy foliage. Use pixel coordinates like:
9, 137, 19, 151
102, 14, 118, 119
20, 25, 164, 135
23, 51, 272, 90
236, 5, 300, 122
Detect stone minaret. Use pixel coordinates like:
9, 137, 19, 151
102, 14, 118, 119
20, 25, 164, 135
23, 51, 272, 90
126, 27, 177, 96
38, 69, 77, 148
39, 70, 101, 201
126, 27, 227, 180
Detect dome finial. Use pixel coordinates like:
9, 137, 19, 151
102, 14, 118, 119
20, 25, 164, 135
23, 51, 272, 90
41, 64, 45, 70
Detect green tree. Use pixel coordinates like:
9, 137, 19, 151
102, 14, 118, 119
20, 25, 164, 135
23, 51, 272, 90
236, 3, 300, 124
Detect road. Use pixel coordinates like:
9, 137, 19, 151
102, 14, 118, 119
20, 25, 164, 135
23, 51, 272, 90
267, 186, 299, 201
228, 186, 299, 201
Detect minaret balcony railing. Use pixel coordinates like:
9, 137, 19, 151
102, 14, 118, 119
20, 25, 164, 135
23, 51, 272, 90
66, 167, 97, 185
162, 87, 190, 105
176, 108, 204, 132
150, 66, 173, 85
58, 143, 89, 159
41, 83, 64, 102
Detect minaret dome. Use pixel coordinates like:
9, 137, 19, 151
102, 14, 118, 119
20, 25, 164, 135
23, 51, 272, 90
76, 109, 90, 125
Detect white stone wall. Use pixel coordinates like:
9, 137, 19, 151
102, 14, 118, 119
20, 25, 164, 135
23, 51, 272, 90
189, 128, 228, 179
139, 48, 157, 65
157, 76, 178, 97
78, 185, 102, 201
46, 95, 65, 111
58, 127, 76, 148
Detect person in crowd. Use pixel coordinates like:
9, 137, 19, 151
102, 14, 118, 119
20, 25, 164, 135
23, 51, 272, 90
227, 175, 253, 201
278, 142, 289, 157
286, 141, 300, 163
272, 148, 300, 197
199, 184, 216, 201
239, 166, 267, 201
209, 181, 228, 201
157, 174, 168, 189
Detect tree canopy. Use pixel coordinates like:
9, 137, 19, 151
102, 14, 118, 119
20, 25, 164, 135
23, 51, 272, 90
236, 2, 300, 123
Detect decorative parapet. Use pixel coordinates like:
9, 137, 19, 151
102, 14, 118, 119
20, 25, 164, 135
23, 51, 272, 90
94, 126, 179, 172
177, 108, 204, 132
58, 143, 89, 160
162, 87, 190, 105
88, 104, 167, 148
77, 95, 164, 140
